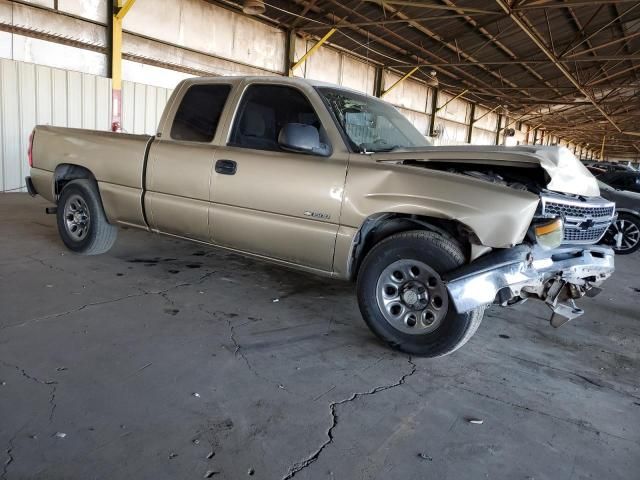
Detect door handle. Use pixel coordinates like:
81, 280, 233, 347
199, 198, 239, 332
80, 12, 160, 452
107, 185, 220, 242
215, 159, 237, 175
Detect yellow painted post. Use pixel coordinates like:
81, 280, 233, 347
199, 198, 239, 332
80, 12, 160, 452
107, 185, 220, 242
435, 89, 469, 112
600, 134, 606, 161
111, 0, 136, 131
381, 66, 420, 98
289, 28, 337, 76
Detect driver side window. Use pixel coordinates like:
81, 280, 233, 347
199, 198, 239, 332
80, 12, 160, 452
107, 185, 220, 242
229, 84, 329, 153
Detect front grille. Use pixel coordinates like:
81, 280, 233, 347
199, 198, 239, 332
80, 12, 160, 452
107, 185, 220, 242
540, 194, 615, 245
563, 225, 610, 243
544, 202, 615, 220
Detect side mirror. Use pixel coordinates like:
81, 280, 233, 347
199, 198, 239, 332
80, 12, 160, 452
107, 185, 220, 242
278, 123, 331, 156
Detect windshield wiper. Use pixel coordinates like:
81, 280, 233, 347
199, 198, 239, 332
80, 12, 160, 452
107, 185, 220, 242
359, 143, 400, 153
372, 145, 400, 152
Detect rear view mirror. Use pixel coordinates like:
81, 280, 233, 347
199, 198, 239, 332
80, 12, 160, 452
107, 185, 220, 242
278, 123, 331, 157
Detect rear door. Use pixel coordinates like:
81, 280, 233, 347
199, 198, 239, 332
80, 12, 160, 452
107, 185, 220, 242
146, 83, 232, 241
209, 82, 348, 272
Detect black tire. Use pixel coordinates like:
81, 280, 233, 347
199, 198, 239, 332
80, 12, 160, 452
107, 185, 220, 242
357, 230, 484, 357
604, 212, 640, 255
56, 179, 117, 255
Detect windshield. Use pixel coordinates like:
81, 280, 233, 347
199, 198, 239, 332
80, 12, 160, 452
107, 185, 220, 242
317, 87, 431, 153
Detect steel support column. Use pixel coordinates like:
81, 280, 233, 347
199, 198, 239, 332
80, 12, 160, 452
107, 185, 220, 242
428, 88, 439, 138
111, 0, 137, 132
467, 103, 476, 144
284, 29, 296, 76
373, 66, 384, 97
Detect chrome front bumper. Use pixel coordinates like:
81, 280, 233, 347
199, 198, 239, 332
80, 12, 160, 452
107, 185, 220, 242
445, 245, 615, 314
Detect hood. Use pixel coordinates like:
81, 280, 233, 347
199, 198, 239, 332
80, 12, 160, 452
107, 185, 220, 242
372, 145, 600, 197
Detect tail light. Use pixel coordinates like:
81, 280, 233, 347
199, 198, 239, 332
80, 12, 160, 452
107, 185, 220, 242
28, 130, 34, 168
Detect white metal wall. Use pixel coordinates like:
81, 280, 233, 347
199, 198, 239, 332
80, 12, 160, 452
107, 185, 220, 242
0, 58, 170, 192
122, 81, 172, 136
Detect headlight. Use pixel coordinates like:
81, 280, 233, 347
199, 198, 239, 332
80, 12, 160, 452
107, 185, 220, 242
534, 218, 564, 250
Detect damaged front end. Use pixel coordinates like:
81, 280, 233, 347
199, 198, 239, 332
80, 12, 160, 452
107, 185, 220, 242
444, 181, 618, 330
371, 144, 617, 327
445, 244, 614, 327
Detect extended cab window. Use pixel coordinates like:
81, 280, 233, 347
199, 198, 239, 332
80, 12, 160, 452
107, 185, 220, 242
230, 84, 329, 153
170, 84, 231, 142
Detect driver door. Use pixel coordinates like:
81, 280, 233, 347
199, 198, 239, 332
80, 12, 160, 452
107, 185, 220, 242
209, 83, 348, 273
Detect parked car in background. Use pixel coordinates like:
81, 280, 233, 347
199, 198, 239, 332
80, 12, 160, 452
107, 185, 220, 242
598, 171, 640, 194
583, 161, 637, 174
586, 165, 607, 177
599, 180, 640, 254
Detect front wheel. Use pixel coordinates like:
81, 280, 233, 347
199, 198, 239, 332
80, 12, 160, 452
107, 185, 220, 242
357, 230, 484, 357
56, 179, 117, 255
602, 212, 640, 255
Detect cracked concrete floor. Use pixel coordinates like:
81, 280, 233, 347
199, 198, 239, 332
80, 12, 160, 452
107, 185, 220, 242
1, 193, 639, 480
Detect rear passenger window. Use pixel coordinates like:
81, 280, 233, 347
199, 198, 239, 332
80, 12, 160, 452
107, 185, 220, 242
171, 84, 231, 142
229, 84, 329, 152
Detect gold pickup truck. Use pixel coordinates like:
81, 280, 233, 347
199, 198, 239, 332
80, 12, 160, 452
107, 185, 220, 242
26, 76, 616, 357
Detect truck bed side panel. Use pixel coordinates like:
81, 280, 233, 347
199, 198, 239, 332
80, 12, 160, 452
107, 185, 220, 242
32, 125, 152, 227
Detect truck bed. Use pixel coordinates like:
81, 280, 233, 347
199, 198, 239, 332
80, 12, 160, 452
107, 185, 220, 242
31, 126, 153, 228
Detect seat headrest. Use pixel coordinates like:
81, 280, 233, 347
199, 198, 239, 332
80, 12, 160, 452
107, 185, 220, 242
241, 103, 267, 137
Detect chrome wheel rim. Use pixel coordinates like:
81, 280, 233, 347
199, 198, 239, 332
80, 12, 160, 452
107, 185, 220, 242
610, 218, 640, 252
375, 259, 448, 335
63, 194, 91, 241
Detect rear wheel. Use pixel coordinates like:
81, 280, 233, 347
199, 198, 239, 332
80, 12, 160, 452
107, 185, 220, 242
357, 230, 484, 357
603, 212, 640, 255
56, 179, 117, 255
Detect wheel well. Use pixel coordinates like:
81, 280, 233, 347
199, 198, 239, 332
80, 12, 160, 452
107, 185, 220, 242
616, 209, 640, 221
348, 213, 473, 281
54, 164, 96, 198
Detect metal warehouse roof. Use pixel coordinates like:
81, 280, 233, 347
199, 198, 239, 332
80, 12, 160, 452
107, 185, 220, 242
214, 0, 640, 157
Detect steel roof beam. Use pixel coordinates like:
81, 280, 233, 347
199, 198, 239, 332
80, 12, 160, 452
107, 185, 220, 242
496, 0, 623, 133
514, 0, 639, 10
357, 0, 532, 95
439, 0, 562, 96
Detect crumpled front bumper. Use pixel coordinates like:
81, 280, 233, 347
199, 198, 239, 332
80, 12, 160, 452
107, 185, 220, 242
445, 244, 615, 314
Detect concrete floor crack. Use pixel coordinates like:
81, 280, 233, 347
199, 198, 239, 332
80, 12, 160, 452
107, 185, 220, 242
48, 385, 57, 423
0, 360, 57, 387
2, 436, 15, 480
26, 255, 98, 286
281, 356, 417, 479
1, 361, 58, 426
224, 314, 266, 381
486, 349, 640, 401
1, 279, 212, 331
1, 292, 151, 330
455, 384, 640, 445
